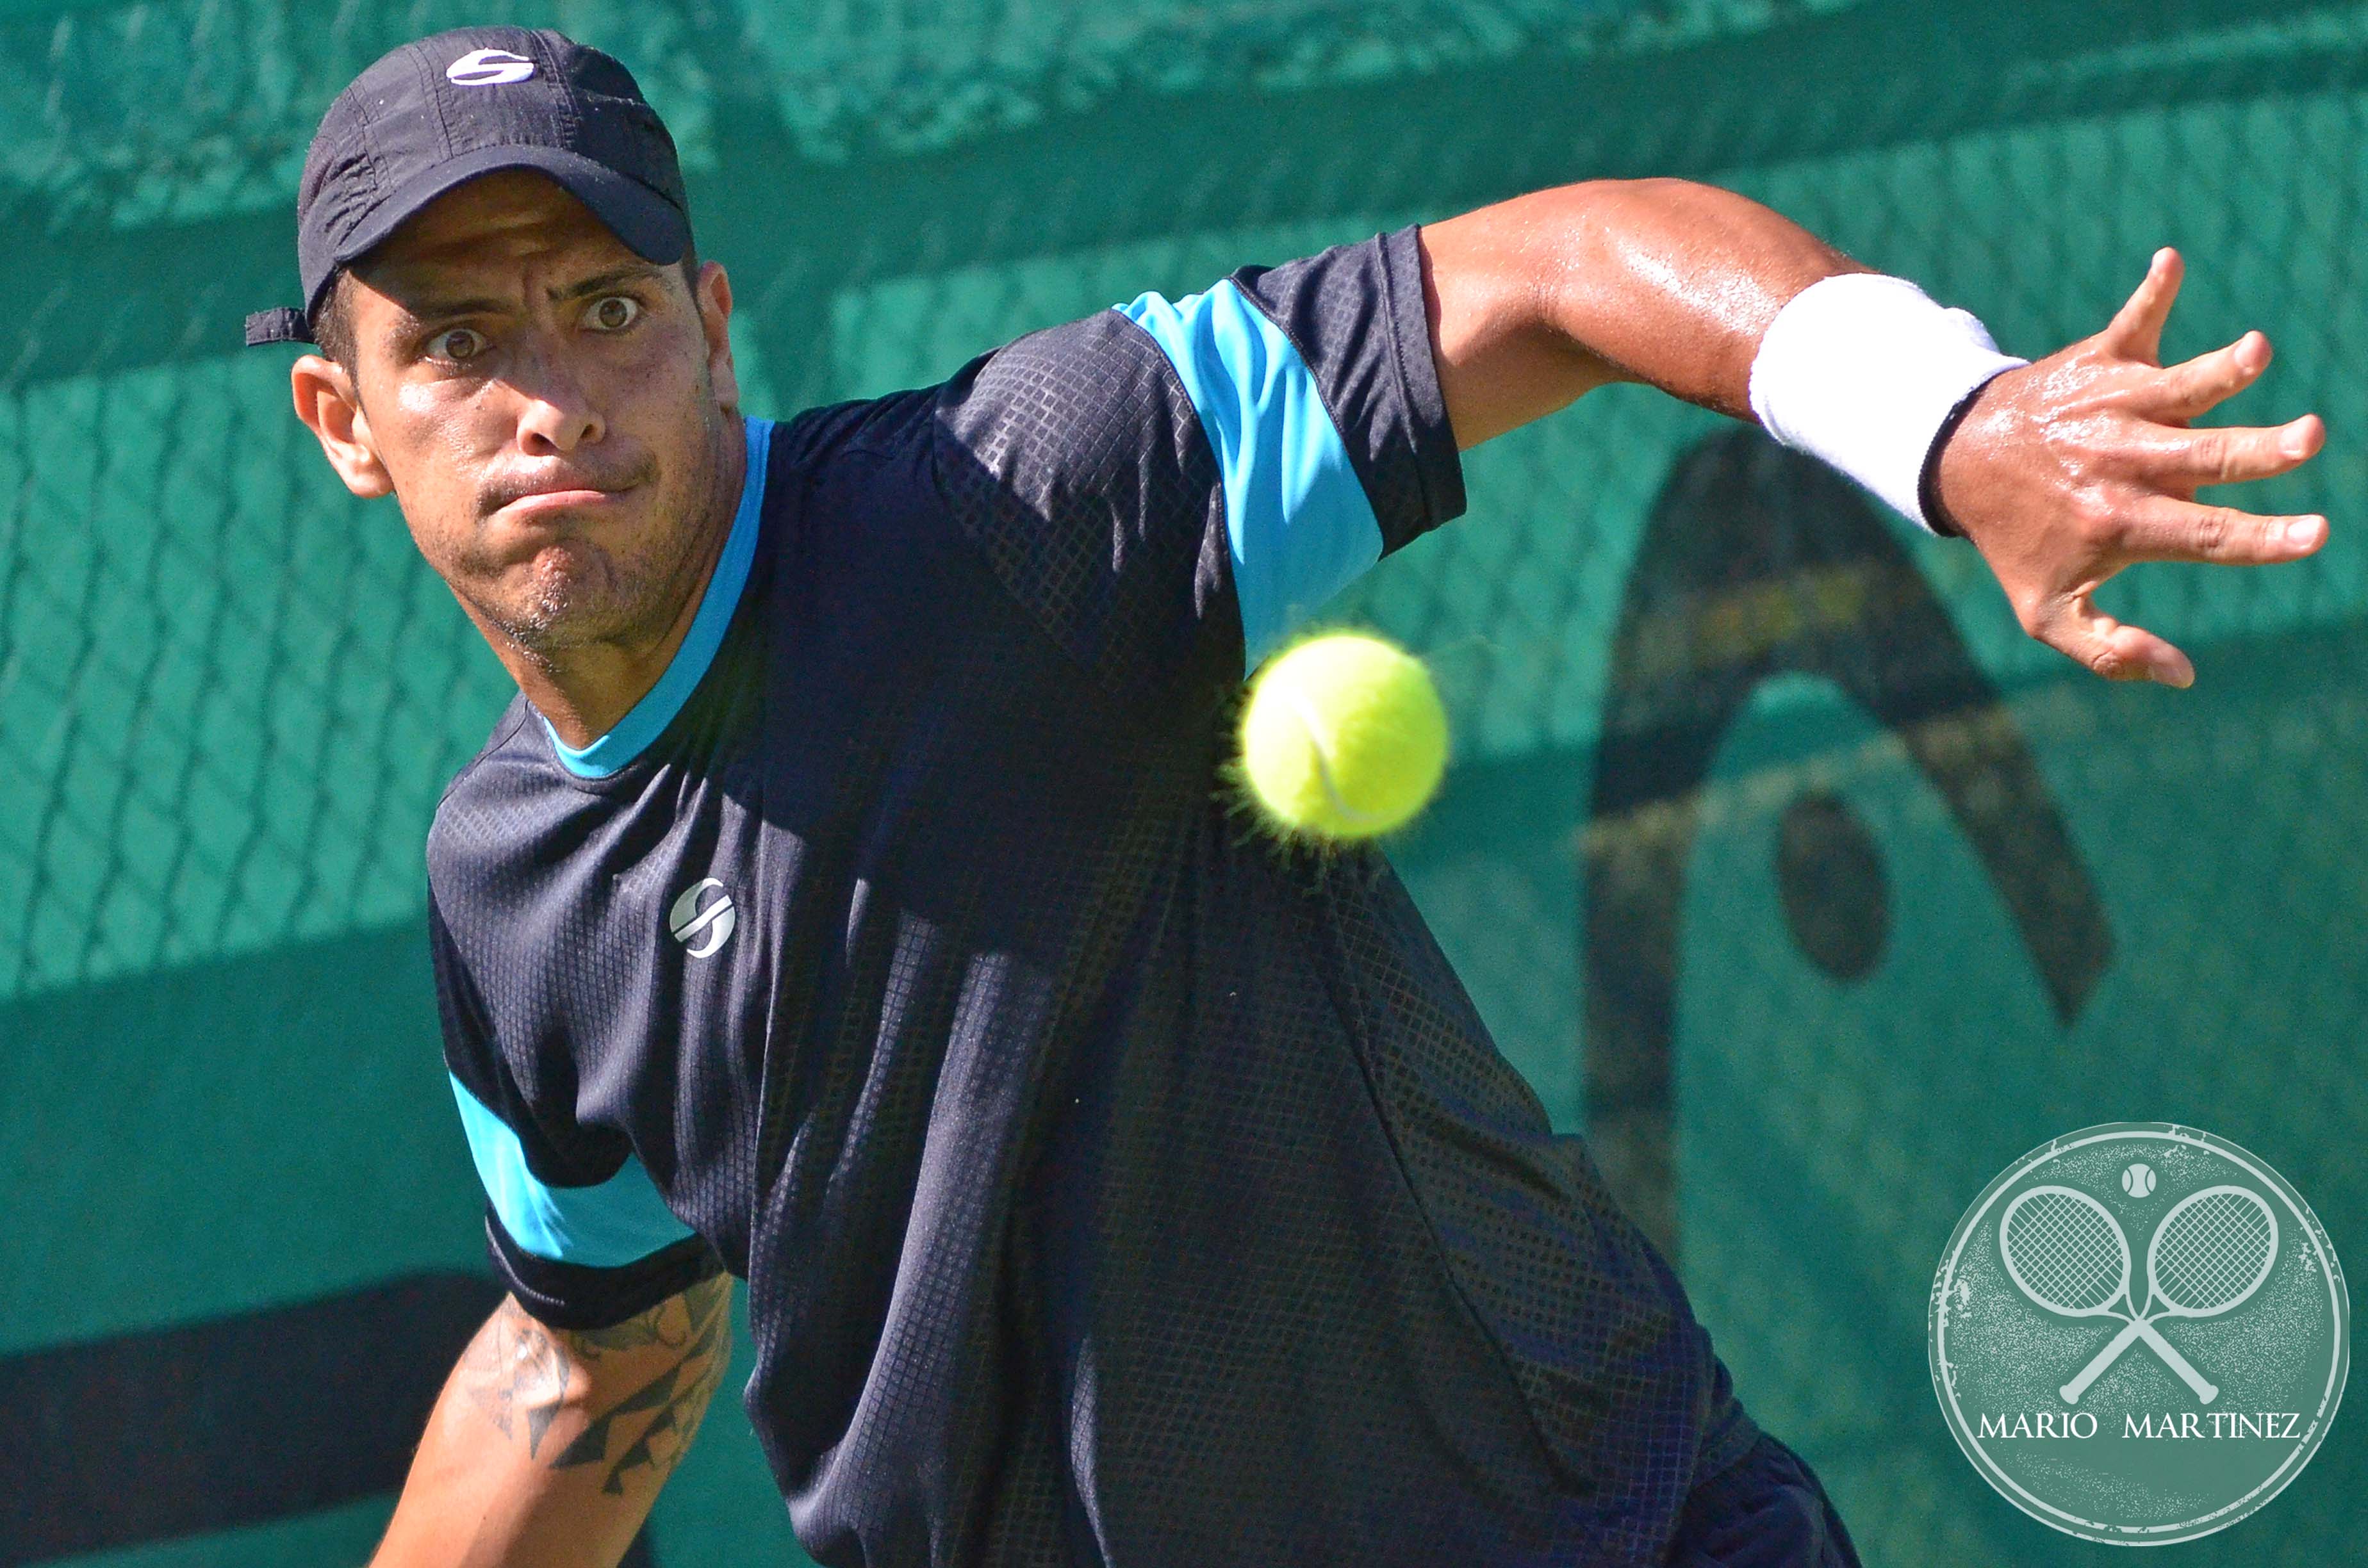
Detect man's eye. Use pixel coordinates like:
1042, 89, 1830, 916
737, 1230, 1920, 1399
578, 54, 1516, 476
431, 327, 487, 362
585, 295, 642, 332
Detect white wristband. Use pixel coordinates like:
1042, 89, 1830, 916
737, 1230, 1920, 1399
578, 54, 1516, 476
1746, 273, 2027, 534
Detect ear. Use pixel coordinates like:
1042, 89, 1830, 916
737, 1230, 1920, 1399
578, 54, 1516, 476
693, 260, 741, 415
290, 354, 393, 499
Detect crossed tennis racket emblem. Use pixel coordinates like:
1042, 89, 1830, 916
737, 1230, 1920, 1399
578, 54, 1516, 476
1999, 1183, 2280, 1405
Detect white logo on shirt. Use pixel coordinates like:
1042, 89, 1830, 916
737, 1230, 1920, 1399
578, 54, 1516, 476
446, 48, 537, 87
668, 878, 737, 958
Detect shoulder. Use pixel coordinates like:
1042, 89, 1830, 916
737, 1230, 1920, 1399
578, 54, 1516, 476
923, 309, 1221, 585
932, 309, 1200, 479
757, 325, 1221, 596
425, 698, 557, 897
773, 312, 1205, 499
768, 384, 942, 477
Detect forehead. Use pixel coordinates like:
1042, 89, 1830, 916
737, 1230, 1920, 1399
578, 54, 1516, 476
352, 170, 639, 301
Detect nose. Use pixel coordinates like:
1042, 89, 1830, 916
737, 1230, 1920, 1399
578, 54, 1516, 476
510, 345, 605, 456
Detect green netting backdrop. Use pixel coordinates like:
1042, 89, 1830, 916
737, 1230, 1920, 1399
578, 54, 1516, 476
5, 1, 2366, 1562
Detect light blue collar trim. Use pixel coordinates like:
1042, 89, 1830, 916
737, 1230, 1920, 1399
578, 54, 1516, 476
542, 416, 775, 778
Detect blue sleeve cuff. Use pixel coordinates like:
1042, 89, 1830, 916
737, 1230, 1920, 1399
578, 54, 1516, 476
1116, 281, 1383, 669
448, 1074, 696, 1270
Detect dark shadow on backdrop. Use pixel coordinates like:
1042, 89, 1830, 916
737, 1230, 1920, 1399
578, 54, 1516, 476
0, 1272, 660, 1567
7, 0, 2342, 394
1583, 430, 2113, 1262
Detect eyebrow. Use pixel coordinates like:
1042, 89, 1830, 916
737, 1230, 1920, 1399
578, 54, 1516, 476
394, 262, 671, 325
550, 262, 669, 302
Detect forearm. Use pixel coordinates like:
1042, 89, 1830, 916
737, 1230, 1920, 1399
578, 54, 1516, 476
1418, 177, 1863, 446
1415, 177, 2327, 686
372, 1278, 731, 1568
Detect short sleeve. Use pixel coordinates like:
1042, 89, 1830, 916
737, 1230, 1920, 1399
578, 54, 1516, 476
430, 897, 723, 1330
930, 224, 1466, 692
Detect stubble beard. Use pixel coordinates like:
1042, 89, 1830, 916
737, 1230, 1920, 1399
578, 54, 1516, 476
495, 527, 697, 657
475, 412, 732, 664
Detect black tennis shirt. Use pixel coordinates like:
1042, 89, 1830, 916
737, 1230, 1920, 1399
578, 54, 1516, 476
427, 227, 1759, 1566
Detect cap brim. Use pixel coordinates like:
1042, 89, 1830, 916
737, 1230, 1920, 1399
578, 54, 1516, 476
309, 144, 689, 314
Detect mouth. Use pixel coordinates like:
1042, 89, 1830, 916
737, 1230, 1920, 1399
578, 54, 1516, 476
491, 484, 641, 524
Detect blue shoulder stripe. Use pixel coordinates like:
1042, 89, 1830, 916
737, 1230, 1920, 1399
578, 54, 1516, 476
544, 414, 776, 778
448, 1075, 696, 1269
1115, 284, 1382, 669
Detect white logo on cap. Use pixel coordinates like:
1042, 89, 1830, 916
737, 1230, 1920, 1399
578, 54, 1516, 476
447, 48, 536, 87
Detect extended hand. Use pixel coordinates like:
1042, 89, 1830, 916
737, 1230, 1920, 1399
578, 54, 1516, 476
1932, 247, 2326, 687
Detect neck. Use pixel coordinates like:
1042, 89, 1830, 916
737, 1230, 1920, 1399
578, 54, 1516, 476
488, 419, 749, 749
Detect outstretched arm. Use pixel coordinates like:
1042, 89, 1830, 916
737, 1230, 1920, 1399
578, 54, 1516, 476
1415, 177, 2327, 687
370, 1275, 732, 1568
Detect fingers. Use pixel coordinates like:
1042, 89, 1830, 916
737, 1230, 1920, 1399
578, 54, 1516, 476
2146, 330, 2272, 423
2100, 247, 2184, 367
2134, 414, 2325, 486
2039, 596, 2194, 689
2112, 496, 2328, 565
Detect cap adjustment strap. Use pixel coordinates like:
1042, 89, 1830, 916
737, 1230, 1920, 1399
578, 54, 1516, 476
244, 307, 315, 347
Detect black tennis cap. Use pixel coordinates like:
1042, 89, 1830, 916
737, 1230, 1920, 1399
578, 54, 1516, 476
243, 26, 689, 348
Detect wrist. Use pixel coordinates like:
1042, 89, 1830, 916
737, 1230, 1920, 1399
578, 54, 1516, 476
1914, 373, 2009, 539
1747, 272, 2026, 534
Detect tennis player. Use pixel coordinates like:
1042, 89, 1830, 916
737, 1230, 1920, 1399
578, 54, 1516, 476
248, 26, 2327, 1568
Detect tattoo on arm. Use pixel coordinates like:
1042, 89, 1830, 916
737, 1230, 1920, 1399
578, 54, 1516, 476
457, 1275, 732, 1496
458, 1303, 573, 1457
550, 1275, 732, 1494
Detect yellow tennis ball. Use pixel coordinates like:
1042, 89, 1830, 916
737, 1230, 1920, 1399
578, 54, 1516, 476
1238, 632, 1449, 840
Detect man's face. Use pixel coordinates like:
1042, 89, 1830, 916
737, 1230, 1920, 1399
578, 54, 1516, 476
295, 170, 741, 658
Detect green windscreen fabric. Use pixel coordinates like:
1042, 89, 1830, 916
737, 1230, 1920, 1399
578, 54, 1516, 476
3, 2, 2362, 1562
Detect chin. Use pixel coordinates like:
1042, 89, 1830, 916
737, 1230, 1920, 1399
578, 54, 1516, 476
508, 552, 679, 652
460, 487, 705, 653
484, 555, 603, 643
